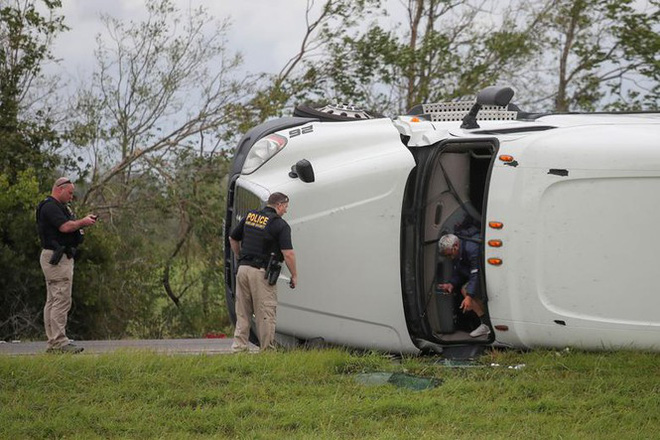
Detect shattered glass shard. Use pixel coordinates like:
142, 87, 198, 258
354, 372, 442, 390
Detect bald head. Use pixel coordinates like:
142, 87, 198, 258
53, 177, 72, 190
51, 177, 75, 203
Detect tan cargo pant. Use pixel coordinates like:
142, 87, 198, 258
40, 249, 74, 349
231, 265, 278, 352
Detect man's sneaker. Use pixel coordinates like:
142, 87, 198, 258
469, 323, 491, 338
61, 344, 84, 353
47, 344, 84, 354
231, 345, 249, 354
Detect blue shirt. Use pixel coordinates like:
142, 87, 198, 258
449, 238, 481, 297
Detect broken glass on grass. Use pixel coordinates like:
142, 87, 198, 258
354, 372, 442, 391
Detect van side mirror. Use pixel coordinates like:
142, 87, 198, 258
461, 86, 515, 129
288, 159, 315, 183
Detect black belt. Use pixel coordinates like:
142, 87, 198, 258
239, 256, 267, 269
43, 246, 77, 258
43, 246, 76, 252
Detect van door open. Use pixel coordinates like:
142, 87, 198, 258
401, 139, 498, 348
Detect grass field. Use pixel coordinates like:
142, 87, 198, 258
1, 348, 658, 439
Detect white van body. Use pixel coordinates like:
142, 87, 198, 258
224, 92, 660, 354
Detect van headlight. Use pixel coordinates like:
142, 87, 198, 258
241, 134, 288, 174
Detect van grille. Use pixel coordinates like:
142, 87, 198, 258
231, 185, 264, 230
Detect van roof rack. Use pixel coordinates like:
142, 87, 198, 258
408, 101, 519, 123
408, 86, 519, 128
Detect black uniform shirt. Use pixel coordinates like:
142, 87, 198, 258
230, 206, 293, 263
37, 197, 81, 249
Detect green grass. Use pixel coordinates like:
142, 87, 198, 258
1, 348, 658, 439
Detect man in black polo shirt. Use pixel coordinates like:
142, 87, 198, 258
229, 192, 297, 352
36, 177, 97, 353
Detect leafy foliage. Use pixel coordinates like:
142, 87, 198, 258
0, 0, 66, 340
514, 0, 660, 111
1, 0, 658, 342
293, 0, 539, 115
64, 0, 240, 338
258, 0, 658, 115
0, 170, 43, 339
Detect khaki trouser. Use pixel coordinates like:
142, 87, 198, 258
40, 249, 74, 349
232, 265, 278, 352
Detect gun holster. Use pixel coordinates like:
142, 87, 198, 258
49, 246, 77, 265
265, 253, 282, 286
49, 246, 65, 265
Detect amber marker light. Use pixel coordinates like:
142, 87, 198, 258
488, 221, 504, 229
488, 239, 503, 247
499, 154, 514, 162
488, 258, 503, 266
410, 117, 421, 122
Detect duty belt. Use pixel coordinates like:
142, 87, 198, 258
46, 245, 77, 265
240, 255, 267, 269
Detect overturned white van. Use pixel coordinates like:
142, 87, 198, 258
224, 86, 660, 354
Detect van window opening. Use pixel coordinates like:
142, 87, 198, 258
418, 142, 496, 345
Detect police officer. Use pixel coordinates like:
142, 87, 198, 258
229, 192, 297, 352
36, 177, 97, 353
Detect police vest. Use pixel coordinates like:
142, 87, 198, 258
239, 209, 281, 266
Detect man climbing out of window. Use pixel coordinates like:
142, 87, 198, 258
437, 233, 491, 338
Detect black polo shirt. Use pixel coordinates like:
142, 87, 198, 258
230, 207, 293, 266
36, 197, 82, 249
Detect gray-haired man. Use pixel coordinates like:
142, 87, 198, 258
438, 233, 490, 337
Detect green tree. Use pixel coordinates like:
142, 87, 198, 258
517, 0, 659, 111
306, 0, 540, 115
156, 151, 232, 337
0, 0, 67, 340
0, 0, 65, 177
0, 170, 42, 339
272, 0, 658, 115
65, 0, 243, 337
606, 0, 660, 110
226, 0, 382, 131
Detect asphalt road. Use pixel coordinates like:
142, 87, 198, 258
0, 338, 259, 356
